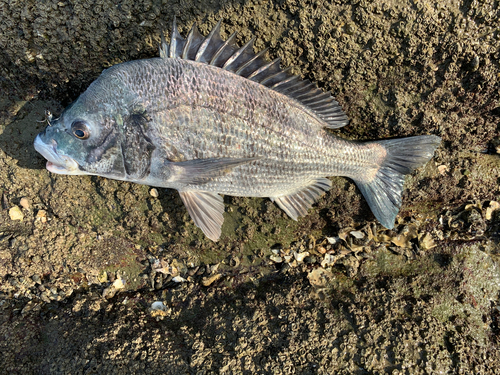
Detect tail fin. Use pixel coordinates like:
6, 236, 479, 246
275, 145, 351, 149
354, 135, 441, 229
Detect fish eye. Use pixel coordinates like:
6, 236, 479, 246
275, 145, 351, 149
71, 121, 90, 140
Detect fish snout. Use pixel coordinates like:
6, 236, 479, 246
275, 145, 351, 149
34, 134, 80, 174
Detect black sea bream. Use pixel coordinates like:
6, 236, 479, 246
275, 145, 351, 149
34, 19, 441, 241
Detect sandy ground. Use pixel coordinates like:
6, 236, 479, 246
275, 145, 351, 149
0, 0, 499, 373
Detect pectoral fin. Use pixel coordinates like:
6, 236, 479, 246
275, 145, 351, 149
179, 190, 225, 242
170, 157, 260, 185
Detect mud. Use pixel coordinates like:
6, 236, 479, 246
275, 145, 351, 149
0, 0, 499, 373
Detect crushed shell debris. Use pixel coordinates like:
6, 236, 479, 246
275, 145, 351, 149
5, 199, 498, 309
151, 301, 168, 311
202, 273, 223, 287
102, 272, 127, 299
150, 301, 171, 320
486, 201, 500, 221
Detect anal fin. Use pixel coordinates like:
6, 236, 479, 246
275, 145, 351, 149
179, 190, 225, 242
272, 178, 332, 220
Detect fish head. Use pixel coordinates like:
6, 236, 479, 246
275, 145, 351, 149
34, 98, 126, 178
35, 62, 157, 181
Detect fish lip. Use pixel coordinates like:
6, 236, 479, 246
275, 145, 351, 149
34, 135, 80, 175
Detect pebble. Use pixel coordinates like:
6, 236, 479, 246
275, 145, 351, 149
229, 257, 240, 267
36, 210, 47, 223
317, 246, 327, 254
1, 193, 8, 209
9, 206, 24, 221
149, 188, 159, 198
437, 165, 449, 175
19, 197, 30, 209
150, 301, 171, 320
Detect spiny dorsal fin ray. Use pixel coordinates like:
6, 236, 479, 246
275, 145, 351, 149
270, 74, 300, 90
210, 32, 238, 66
169, 17, 184, 58
259, 66, 293, 86
182, 23, 205, 60
222, 37, 256, 70
195, 20, 223, 63
159, 19, 349, 128
235, 47, 269, 76
159, 24, 168, 59
247, 57, 281, 82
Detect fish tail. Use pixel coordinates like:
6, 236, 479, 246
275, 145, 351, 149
354, 135, 441, 229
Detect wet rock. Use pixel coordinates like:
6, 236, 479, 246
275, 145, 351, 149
0, 0, 499, 372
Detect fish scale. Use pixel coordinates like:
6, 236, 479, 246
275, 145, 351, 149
146, 60, 348, 168
34, 19, 441, 241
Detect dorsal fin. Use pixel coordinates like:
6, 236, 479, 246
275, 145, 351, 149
159, 18, 349, 128
182, 23, 205, 60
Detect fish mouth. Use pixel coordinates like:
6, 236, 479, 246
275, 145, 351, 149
34, 135, 81, 175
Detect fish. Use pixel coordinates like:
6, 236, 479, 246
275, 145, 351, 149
34, 19, 441, 242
